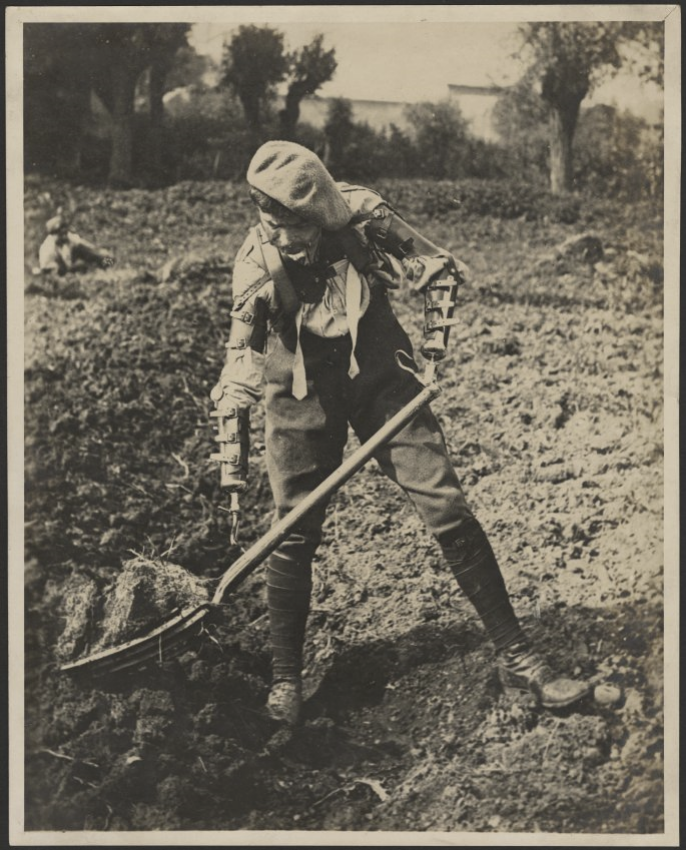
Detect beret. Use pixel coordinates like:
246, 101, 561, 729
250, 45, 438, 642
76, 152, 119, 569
247, 141, 352, 231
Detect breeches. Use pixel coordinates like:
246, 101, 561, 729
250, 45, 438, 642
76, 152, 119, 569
264, 292, 473, 562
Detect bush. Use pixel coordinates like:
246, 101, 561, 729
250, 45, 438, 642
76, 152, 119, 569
573, 104, 663, 200
375, 177, 581, 223
164, 85, 254, 182
404, 100, 472, 179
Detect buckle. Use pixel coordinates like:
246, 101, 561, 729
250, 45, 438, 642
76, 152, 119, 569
210, 452, 240, 465
213, 432, 238, 443
425, 294, 455, 311
427, 275, 457, 291
425, 317, 460, 331
397, 237, 414, 258
230, 310, 254, 324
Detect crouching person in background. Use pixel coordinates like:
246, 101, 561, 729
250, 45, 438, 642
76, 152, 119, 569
37, 213, 115, 275
210, 141, 591, 726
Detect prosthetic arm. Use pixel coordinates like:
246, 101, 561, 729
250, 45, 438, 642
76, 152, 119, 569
209, 401, 250, 490
210, 294, 267, 491
364, 207, 467, 361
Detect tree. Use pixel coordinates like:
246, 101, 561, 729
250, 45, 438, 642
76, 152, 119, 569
145, 27, 191, 132
88, 24, 189, 184
517, 21, 663, 193
492, 79, 550, 182
323, 97, 355, 172
24, 23, 189, 184
573, 104, 660, 197
220, 25, 289, 137
279, 34, 337, 139
161, 45, 214, 94
405, 100, 471, 179
24, 24, 101, 173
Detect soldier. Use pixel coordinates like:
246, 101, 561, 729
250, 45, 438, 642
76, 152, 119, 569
37, 213, 115, 275
211, 141, 589, 725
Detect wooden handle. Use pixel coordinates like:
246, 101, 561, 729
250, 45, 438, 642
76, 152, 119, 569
212, 381, 440, 603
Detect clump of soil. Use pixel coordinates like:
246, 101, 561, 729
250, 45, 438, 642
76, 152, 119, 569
55, 572, 103, 662
57, 557, 210, 662
95, 557, 210, 650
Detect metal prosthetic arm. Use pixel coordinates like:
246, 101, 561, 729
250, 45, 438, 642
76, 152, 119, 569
209, 402, 250, 491
421, 271, 460, 362
210, 294, 267, 540
364, 207, 466, 361
209, 286, 267, 483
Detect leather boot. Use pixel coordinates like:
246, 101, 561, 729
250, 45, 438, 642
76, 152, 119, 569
267, 679, 303, 726
498, 643, 591, 708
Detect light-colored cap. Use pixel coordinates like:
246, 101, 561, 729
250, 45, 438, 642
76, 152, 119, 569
247, 141, 351, 231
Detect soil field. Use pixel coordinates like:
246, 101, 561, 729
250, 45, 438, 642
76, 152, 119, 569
22, 176, 666, 836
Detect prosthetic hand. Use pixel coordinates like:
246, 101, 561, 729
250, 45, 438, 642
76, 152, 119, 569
210, 392, 250, 544
209, 391, 250, 492
363, 206, 468, 361
421, 264, 462, 362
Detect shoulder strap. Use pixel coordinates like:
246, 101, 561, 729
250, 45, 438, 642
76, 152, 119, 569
333, 224, 375, 275
232, 272, 271, 312
255, 225, 301, 317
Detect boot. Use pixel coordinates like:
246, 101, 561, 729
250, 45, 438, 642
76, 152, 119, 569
265, 551, 311, 726
267, 679, 303, 726
498, 643, 591, 708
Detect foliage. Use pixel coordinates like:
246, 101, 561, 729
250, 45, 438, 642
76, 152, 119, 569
24, 23, 190, 184
165, 46, 215, 92
164, 85, 254, 181
321, 99, 518, 184
220, 25, 289, 136
514, 22, 664, 193
280, 34, 337, 138
136, 46, 214, 104
375, 177, 580, 223
323, 97, 356, 172
404, 100, 472, 179
493, 77, 663, 200
322, 98, 391, 180
492, 78, 550, 180
573, 104, 663, 198
220, 26, 337, 141
290, 121, 327, 159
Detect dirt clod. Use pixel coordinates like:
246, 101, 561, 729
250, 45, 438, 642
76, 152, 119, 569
56, 557, 210, 662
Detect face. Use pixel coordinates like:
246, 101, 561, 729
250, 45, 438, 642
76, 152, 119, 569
258, 210, 321, 260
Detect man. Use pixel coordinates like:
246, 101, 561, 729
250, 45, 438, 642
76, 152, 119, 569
37, 213, 115, 275
211, 141, 589, 725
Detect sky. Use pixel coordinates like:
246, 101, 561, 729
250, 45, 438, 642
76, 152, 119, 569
190, 21, 524, 102
189, 17, 662, 118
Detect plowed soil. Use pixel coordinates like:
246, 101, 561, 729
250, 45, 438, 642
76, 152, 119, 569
22, 177, 666, 835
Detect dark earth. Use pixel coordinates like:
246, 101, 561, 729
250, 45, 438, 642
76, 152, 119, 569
23, 176, 665, 834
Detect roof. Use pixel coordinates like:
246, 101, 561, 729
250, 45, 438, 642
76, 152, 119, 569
447, 84, 505, 96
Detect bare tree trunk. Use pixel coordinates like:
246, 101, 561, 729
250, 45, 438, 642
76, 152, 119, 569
147, 59, 171, 183
549, 103, 579, 194
109, 65, 136, 185
149, 60, 167, 130
56, 83, 90, 175
279, 82, 307, 139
